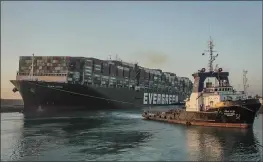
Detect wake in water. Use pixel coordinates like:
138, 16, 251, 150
109, 112, 142, 119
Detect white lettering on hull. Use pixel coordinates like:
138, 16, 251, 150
143, 93, 148, 104
153, 94, 157, 104
143, 93, 178, 105
224, 110, 236, 117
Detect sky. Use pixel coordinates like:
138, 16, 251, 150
1, 1, 262, 99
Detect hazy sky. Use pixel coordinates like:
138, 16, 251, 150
1, 1, 262, 99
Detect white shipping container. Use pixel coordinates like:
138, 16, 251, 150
117, 66, 124, 70
85, 69, 92, 72
123, 67, 129, 71
85, 66, 92, 69
73, 75, 80, 78
85, 73, 92, 76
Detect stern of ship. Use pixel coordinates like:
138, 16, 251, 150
205, 98, 261, 125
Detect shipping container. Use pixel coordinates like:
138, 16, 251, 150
121, 61, 135, 69
101, 75, 110, 86
92, 73, 101, 85
109, 63, 117, 77
123, 67, 130, 78
109, 76, 117, 87
139, 68, 145, 80
129, 69, 136, 80
116, 66, 124, 78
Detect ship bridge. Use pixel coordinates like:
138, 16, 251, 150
192, 70, 230, 93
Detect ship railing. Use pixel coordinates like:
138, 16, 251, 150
17, 72, 68, 76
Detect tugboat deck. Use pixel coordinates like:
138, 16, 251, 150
143, 113, 250, 129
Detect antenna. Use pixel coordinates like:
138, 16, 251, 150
243, 70, 249, 95
29, 53, 34, 80
202, 37, 219, 72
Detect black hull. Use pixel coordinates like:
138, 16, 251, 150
10, 80, 187, 118
143, 100, 261, 128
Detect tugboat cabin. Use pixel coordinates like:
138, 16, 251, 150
185, 68, 246, 112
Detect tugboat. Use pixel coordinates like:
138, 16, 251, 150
142, 37, 261, 129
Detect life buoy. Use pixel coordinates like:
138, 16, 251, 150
201, 68, 206, 72
218, 68, 223, 72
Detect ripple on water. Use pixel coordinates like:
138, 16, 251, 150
1, 112, 262, 161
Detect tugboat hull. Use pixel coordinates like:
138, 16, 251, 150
142, 100, 261, 129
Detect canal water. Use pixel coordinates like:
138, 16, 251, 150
1, 108, 262, 161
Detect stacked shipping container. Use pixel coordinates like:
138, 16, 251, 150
18, 56, 189, 94
19, 56, 69, 76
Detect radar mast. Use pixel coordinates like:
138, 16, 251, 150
202, 37, 219, 72
243, 70, 249, 96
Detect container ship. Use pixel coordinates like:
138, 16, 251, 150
142, 37, 261, 128
11, 54, 193, 118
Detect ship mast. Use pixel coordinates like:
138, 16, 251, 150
243, 70, 249, 96
202, 37, 219, 72
29, 53, 34, 80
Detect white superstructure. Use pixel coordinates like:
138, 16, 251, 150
184, 37, 247, 112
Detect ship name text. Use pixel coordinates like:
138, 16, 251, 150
47, 85, 63, 88
224, 110, 235, 116
143, 93, 178, 104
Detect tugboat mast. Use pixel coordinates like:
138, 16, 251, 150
202, 36, 219, 72
243, 70, 249, 96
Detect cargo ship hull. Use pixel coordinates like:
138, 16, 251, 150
11, 80, 185, 118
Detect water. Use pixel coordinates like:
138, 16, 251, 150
1, 108, 262, 161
